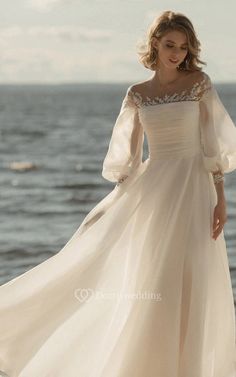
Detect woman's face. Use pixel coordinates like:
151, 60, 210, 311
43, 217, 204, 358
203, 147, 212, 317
153, 30, 189, 69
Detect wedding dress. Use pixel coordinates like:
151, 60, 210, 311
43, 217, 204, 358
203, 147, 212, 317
0, 71, 236, 377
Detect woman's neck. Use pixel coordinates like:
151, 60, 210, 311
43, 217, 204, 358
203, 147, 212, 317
151, 68, 187, 87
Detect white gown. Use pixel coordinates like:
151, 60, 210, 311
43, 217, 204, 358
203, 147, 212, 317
0, 71, 236, 377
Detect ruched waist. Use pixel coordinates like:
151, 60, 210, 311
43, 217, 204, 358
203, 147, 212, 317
148, 142, 202, 161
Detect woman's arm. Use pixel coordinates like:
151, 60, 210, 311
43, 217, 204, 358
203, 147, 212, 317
212, 170, 227, 240
102, 86, 144, 183
212, 170, 225, 202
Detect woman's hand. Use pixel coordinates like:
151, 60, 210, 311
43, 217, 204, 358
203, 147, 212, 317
212, 198, 227, 240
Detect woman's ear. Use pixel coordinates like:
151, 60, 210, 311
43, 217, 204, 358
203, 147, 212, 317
152, 36, 159, 51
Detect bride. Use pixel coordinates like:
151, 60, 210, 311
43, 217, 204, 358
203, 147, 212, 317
0, 10, 236, 377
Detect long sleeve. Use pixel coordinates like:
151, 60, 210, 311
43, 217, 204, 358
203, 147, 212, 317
199, 74, 236, 174
102, 86, 144, 183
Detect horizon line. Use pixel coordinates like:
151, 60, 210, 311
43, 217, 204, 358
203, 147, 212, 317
0, 80, 235, 86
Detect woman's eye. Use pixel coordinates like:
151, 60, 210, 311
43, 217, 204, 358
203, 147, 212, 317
166, 44, 187, 50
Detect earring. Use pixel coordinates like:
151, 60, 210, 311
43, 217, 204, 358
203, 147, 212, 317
152, 47, 158, 66
184, 56, 190, 68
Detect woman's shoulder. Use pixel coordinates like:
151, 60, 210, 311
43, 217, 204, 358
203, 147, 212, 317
127, 80, 150, 96
124, 81, 150, 107
179, 70, 212, 94
178, 69, 211, 87
192, 70, 212, 86
193, 70, 213, 93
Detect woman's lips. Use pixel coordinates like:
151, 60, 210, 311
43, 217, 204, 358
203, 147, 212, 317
169, 58, 179, 63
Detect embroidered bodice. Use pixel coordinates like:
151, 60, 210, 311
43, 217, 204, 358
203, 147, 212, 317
102, 71, 236, 184
127, 72, 212, 108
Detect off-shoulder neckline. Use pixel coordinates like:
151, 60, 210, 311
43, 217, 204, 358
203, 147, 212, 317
128, 73, 211, 108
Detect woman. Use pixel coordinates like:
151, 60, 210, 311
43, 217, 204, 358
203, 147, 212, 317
0, 10, 236, 377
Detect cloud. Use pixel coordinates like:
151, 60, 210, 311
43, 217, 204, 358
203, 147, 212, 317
27, 0, 73, 12
26, 0, 113, 12
0, 26, 23, 38
0, 47, 77, 82
28, 26, 112, 42
0, 26, 112, 43
0, 45, 130, 83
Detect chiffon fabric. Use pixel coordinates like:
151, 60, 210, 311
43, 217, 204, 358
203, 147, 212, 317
0, 71, 236, 377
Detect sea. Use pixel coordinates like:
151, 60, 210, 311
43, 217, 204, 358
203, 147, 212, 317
0, 82, 236, 307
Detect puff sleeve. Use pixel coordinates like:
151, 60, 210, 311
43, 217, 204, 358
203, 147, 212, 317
102, 86, 144, 183
199, 73, 236, 174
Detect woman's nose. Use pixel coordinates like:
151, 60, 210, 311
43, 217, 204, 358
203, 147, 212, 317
172, 46, 179, 54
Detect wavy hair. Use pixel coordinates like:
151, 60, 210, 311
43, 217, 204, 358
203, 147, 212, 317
136, 10, 206, 72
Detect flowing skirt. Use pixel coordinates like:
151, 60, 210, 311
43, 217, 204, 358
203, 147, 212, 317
0, 151, 235, 377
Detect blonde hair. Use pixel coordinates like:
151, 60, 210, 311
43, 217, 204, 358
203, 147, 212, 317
136, 10, 206, 72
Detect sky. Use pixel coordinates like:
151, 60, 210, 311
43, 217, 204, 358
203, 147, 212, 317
0, 0, 235, 84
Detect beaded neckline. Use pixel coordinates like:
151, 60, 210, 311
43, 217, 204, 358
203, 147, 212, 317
129, 76, 211, 108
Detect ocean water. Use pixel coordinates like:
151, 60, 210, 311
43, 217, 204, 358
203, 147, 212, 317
0, 82, 236, 305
